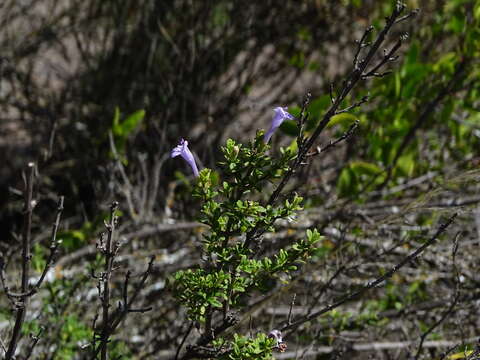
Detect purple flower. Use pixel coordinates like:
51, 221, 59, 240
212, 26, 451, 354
171, 139, 199, 177
268, 329, 287, 352
264, 107, 295, 143
268, 330, 283, 344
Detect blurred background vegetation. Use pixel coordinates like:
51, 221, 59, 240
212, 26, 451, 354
0, 0, 479, 358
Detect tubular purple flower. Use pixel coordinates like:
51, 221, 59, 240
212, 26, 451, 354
268, 329, 287, 352
171, 139, 199, 177
264, 107, 295, 143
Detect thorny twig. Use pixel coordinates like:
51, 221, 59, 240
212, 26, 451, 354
295, 92, 312, 151
395, 7, 420, 24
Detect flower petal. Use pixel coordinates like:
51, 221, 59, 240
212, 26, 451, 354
264, 107, 295, 143
171, 139, 199, 177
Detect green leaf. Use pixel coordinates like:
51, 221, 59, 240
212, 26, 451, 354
327, 113, 358, 128
337, 167, 354, 196
396, 153, 415, 177
112, 106, 120, 129
208, 297, 223, 308
350, 161, 382, 176
114, 109, 145, 137
448, 15, 465, 34
475, 3, 480, 21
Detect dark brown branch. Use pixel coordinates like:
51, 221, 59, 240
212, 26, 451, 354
175, 322, 194, 360
100, 201, 119, 360
329, 83, 336, 104
280, 213, 457, 333
353, 26, 374, 69
306, 120, 360, 157
362, 37, 403, 79
179, 314, 238, 360
395, 8, 420, 24
93, 256, 155, 358
5, 162, 35, 360
295, 92, 312, 150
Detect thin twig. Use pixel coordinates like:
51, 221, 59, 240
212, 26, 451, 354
24, 326, 44, 360
175, 322, 194, 360
353, 26, 374, 69
108, 131, 137, 221
395, 8, 420, 24
362, 37, 403, 79
287, 294, 296, 325
335, 96, 369, 114
414, 232, 462, 359
306, 120, 359, 157
0, 336, 7, 355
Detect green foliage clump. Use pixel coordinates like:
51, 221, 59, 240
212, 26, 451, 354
214, 334, 275, 360
172, 132, 321, 356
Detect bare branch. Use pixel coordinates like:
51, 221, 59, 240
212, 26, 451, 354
93, 256, 155, 358
353, 26, 374, 69
395, 7, 420, 24
362, 37, 403, 79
